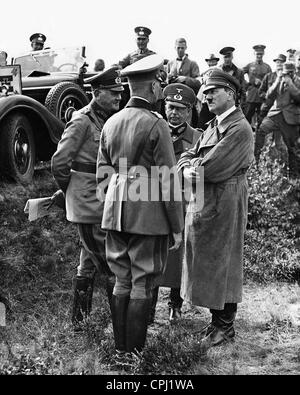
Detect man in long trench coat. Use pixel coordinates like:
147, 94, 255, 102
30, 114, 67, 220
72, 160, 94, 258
178, 69, 254, 349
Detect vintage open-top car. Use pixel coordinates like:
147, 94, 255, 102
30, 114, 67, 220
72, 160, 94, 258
0, 46, 94, 183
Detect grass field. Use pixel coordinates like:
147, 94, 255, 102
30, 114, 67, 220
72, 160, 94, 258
0, 168, 299, 375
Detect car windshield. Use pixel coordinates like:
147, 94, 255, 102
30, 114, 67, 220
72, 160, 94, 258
14, 47, 86, 77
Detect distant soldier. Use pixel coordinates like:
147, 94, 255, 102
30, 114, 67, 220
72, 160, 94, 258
219, 47, 246, 107
94, 58, 105, 72
287, 48, 296, 63
243, 45, 272, 125
255, 62, 300, 179
117, 26, 156, 69
0, 51, 7, 66
30, 33, 46, 51
204, 53, 219, 68
167, 38, 200, 94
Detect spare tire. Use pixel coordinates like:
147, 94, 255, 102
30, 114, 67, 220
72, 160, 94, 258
0, 113, 35, 184
45, 82, 89, 123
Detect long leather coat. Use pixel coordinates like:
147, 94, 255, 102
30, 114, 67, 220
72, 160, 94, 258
177, 107, 254, 309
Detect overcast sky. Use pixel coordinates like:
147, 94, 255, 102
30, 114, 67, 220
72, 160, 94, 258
2, 0, 300, 72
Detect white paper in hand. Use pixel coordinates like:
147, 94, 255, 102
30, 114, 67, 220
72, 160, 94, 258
24, 197, 53, 221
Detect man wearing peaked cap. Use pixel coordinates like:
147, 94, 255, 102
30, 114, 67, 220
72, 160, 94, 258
116, 26, 156, 70
255, 61, 300, 178
149, 83, 202, 324
243, 45, 271, 125
219, 46, 246, 107
96, 54, 184, 356
177, 66, 254, 351
51, 66, 124, 332
30, 33, 46, 51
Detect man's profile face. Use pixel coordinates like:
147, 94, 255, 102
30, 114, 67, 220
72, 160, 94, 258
31, 41, 43, 51
165, 102, 190, 126
205, 87, 232, 115
255, 52, 264, 62
295, 56, 300, 69
176, 44, 187, 59
223, 54, 233, 66
136, 37, 149, 50
95, 89, 122, 114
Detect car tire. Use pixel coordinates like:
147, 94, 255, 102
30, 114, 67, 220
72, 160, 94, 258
0, 113, 35, 184
45, 82, 89, 123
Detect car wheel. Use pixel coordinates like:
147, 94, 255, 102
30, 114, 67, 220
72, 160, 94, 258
45, 82, 89, 123
0, 113, 35, 183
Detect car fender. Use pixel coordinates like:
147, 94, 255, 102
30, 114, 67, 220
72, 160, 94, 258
0, 94, 64, 144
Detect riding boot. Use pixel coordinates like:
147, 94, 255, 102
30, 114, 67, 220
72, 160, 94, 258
111, 294, 130, 352
105, 275, 116, 313
71, 276, 94, 328
126, 298, 152, 353
148, 287, 159, 325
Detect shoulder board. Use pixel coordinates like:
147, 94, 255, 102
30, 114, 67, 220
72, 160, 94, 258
150, 111, 163, 119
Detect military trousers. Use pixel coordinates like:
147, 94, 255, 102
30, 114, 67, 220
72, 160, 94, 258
77, 223, 113, 279
106, 230, 169, 299
255, 113, 300, 177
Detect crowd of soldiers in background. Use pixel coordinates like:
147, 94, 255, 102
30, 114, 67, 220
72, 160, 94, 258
1, 29, 300, 178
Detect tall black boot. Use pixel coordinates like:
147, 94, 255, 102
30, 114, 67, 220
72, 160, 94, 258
71, 276, 94, 329
126, 298, 151, 353
111, 294, 130, 352
105, 275, 116, 313
148, 287, 159, 325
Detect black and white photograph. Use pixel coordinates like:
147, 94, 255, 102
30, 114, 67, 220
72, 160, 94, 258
0, 0, 299, 378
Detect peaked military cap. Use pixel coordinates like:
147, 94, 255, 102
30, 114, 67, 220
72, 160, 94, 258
287, 49, 296, 54
273, 54, 287, 63
202, 69, 240, 94
120, 54, 164, 80
134, 26, 152, 38
253, 44, 266, 52
282, 62, 296, 74
219, 47, 235, 56
30, 33, 46, 44
163, 83, 196, 108
205, 53, 220, 62
84, 66, 124, 91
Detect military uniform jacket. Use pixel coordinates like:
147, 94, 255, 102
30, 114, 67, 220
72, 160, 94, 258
266, 75, 300, 125
97, 97, 184, 236
158, 123, 202, 288
167, 55, 200, 93
243, 61, 272, 103
118, 48, 156, 69
258, 71, 278, 99
51, 101, 108, 223
177, 108, 254, 309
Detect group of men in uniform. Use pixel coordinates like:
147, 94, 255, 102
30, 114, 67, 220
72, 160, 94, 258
47, 25, 299, 361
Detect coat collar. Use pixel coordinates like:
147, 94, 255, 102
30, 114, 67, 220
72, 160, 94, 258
88, 100, 109, 129
170, 123, 194, 144
201, 107, 244, 148
126, 97, 152, 111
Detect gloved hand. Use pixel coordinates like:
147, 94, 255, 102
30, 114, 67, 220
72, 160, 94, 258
49, 189, 65, 210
